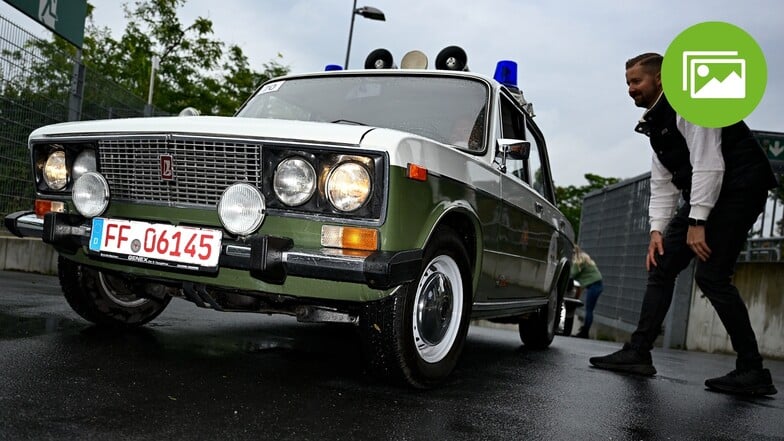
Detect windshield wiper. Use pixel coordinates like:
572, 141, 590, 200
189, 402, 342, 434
331, 119, 366, 126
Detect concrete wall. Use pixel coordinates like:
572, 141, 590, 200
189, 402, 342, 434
547, 261, 783, 360
686, 262, 784, 359
0, 237, 58, 275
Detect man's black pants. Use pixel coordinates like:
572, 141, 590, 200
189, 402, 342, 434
630, 185, 768, 370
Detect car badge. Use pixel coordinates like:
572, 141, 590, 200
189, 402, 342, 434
160, 155, 174, 180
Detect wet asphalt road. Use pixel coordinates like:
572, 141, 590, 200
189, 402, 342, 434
1, 270, 783, 441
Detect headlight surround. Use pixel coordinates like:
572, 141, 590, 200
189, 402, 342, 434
218, 183, 266, 236
326, 162, 372, 212
43, 150, 68, 190
72, 172, 110, 218
72, 149, 97, 183
273, 157, 316, 206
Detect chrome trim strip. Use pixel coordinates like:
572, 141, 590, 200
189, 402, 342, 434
484, 248, 545, 263
283, 248, 369, 283
16, 213, 44, 231
472, 298, 548, 311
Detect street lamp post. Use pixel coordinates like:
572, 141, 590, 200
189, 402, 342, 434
344, 0, 385, 69
145, 55, 160, 117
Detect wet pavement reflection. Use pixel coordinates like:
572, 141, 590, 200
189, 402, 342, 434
1, 270, 782, 440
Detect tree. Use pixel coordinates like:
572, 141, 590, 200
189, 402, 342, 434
82, 0, 290, 115
556, 173, 621, 240
0, 0, 291, 217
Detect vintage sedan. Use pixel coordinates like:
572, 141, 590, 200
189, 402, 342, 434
5, 47, 574, 388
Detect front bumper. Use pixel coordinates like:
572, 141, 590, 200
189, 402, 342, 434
4, 211, 422, 290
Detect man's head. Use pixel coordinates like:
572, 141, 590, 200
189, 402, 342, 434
625, 52, 663, 109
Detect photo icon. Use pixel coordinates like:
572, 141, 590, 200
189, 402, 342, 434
682, 51, 745, 99
663, 22, 766, 127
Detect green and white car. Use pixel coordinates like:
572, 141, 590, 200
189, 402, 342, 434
5, 52, 574, 388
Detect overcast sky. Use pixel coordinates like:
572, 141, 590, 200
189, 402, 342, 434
2, 0, 782, 187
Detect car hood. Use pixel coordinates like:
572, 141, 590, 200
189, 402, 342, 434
28, 116, 387, 147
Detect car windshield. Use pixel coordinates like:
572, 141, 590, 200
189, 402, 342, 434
236, 75, 490, 151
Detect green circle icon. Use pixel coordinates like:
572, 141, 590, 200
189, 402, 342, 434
661, 21, 767, 128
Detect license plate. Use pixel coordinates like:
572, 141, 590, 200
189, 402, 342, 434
89, 218, 223, 270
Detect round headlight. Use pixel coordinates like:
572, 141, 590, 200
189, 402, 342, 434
72, 150, 97, 183
273, 157, 316, 206
326, 162, 371, 212
43, 150, 68, 190
218, 183, 265, 236
72, 172, 109, 218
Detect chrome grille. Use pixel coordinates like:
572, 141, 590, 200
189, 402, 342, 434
98, 136, 262, 207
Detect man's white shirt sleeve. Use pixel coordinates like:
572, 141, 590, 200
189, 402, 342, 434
677, 117, 724, 221
649, 156, 679, 233
648, 117, 724, 232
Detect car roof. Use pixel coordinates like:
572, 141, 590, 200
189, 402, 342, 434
265, 69, 503, 92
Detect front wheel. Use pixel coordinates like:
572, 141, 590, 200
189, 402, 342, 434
58, 256, 171, 328
359, 227, 472, 388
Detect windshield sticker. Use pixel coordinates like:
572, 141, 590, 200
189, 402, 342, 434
259, 81, 284, 94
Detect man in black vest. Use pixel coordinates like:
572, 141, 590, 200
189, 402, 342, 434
589, 52, 778, 396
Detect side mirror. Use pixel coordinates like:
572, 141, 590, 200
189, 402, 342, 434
497, 138, 530, 160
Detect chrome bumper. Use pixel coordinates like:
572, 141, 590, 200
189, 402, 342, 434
4, 211, 44, 238
4, 211, 422, 290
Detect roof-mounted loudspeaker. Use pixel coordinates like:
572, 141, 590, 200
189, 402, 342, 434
401, 50, 428, 69
435, 45, 468, 71
365, 48, 396, 69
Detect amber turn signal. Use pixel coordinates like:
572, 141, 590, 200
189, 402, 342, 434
321, 225, 379, 251
34, 199, 65, 217
406, 163, 427, 181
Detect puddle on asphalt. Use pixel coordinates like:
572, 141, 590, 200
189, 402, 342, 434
0, 309, 354, 365
0, 311, 82, 339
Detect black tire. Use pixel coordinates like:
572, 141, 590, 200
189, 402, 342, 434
562, 312, 574, 337
58, 256, 171, 328
359, 227, 472, 388
519, 279, 563, 349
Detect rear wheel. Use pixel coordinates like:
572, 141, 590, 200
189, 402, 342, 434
518, 279, 563, 348
58, 256, 171, 328
359, 227, 472, 388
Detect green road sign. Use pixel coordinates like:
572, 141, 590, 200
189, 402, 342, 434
753, 131, 784, 161
4, 0, 87, 48
753, 130, 784, 174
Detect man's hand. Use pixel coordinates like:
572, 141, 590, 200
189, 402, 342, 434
687, 225, 711, 261
647, 231, 664, 271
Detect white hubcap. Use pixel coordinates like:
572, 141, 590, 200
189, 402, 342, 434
412, 255, 463, 363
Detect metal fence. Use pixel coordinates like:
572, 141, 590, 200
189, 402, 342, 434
577, 173, 674, 333
0, 13, 166, 225
578, 168, 783, 346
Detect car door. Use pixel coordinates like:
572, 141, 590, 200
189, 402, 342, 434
491, 94, 555, 300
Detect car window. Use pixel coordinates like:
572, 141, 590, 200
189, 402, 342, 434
525, 119, 555, 203
525, 122, 546, 197
499, 95, 527, 181
499, 94, 554, 203
238, 75, 489, 152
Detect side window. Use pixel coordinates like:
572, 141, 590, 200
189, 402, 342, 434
499, 96, 527, 181
525, 119, 554, 202
499, 93, 554, 203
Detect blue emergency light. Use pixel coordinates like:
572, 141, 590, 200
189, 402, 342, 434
324, 64, 343, 71
493, 60, 518, 89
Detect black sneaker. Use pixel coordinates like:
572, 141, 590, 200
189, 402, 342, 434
705, 368, 778, 396
589, 343, 657, 376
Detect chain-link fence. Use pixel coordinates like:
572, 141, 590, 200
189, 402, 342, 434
0, 13, 167, 227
